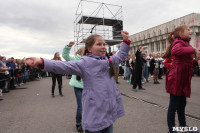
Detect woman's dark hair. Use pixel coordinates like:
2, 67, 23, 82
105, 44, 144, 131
162, 25, 188, 59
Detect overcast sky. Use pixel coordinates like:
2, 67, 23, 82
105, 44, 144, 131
0, 0, 200, 59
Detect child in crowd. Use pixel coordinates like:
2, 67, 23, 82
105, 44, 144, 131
26, 31, 130, 133
62, 41, 85, 132
162, 25, 199, 133
51, 52, 63, 97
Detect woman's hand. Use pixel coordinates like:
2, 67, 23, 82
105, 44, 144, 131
68, 41, 75, 47
25, 57, 42, 67
121, 31, 129, 41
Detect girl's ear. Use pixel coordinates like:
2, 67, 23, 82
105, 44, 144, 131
179, 31, 184, 37
87, 47, 92, 53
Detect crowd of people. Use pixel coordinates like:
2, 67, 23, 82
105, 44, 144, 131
119, 51, 200, 84
1, 25, 200, 133
0, 56, 47, 96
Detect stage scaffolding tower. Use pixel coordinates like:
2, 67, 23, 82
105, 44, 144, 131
74, 0, 123, 52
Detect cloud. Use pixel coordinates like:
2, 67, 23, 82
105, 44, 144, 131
0, 0, 200, 59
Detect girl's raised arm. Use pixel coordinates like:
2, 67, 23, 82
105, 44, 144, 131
111, 31, 131, 65
62, 41, 76, 61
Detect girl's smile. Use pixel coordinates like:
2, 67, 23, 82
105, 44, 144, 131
87, 37, 107, 57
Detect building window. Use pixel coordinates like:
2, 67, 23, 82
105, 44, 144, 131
162, 40, 166, 51
139, 36, 141, 41
135, 38, 137, 42
156, 41, 160, 51
151, 42, 154, 52
158, 30, 162, 35
153, 31, 156, 36
172, 25, 176, 31
165, 28, 168, 33
148, 33, 150, 38
181, 21, 185, 24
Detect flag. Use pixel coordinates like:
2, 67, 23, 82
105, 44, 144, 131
190, 20, 194, 23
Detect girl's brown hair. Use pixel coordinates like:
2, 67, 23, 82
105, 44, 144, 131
162, 25, 188, 59
84, 34, 115, 77
53, 52, 61, 61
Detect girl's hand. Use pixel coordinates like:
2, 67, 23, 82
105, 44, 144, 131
68, 41, 75, 47
25, 57, 42, 67
121, 31, 129, 41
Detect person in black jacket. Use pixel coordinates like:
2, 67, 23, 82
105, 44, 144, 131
132, 46, 146, 92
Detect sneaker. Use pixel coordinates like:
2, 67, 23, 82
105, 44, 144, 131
138, 87, 145, 90
132, 88, 137, 92
76, 125, 83, 132
52, 94, 55, 98
126, 80, 130, 83
59, 93, 63, 97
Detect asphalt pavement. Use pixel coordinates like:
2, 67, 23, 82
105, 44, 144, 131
0, 76, 199, 133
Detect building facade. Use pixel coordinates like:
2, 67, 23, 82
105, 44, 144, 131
128, 13, 200, 55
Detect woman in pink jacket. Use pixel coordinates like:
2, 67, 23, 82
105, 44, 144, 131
162, 25, 199, 133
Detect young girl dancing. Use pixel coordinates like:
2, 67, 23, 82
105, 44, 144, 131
26, 31, 130, 133
162, 25, 199, 133
62, 42, 85, 132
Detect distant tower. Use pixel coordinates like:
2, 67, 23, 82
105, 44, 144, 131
74, 0, 123, 51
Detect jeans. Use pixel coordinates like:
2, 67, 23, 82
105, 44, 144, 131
125, 67, 131, 80
85, 124, 113, 133
74, 87, 83, 125
144, 66, 149, 82
167, 94, 186, 132
25, 70, 30, 82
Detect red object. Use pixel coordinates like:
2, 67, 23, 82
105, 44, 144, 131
123, 39, 131, 46
165, 38, 194, 98
37, 58, 44, 69
16, 74, 20, 77
190, 20, 194, 23
164, 56, 174, 68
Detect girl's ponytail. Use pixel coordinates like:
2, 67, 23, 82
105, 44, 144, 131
84, 48, 89, 56
76, 48, 89, 81
106, 53, 115, 77
162, 32, 174, 59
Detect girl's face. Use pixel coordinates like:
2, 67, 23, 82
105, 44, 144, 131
88, 37, 107, 56
56, 52, 60, 57
181, 27, 192, 39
